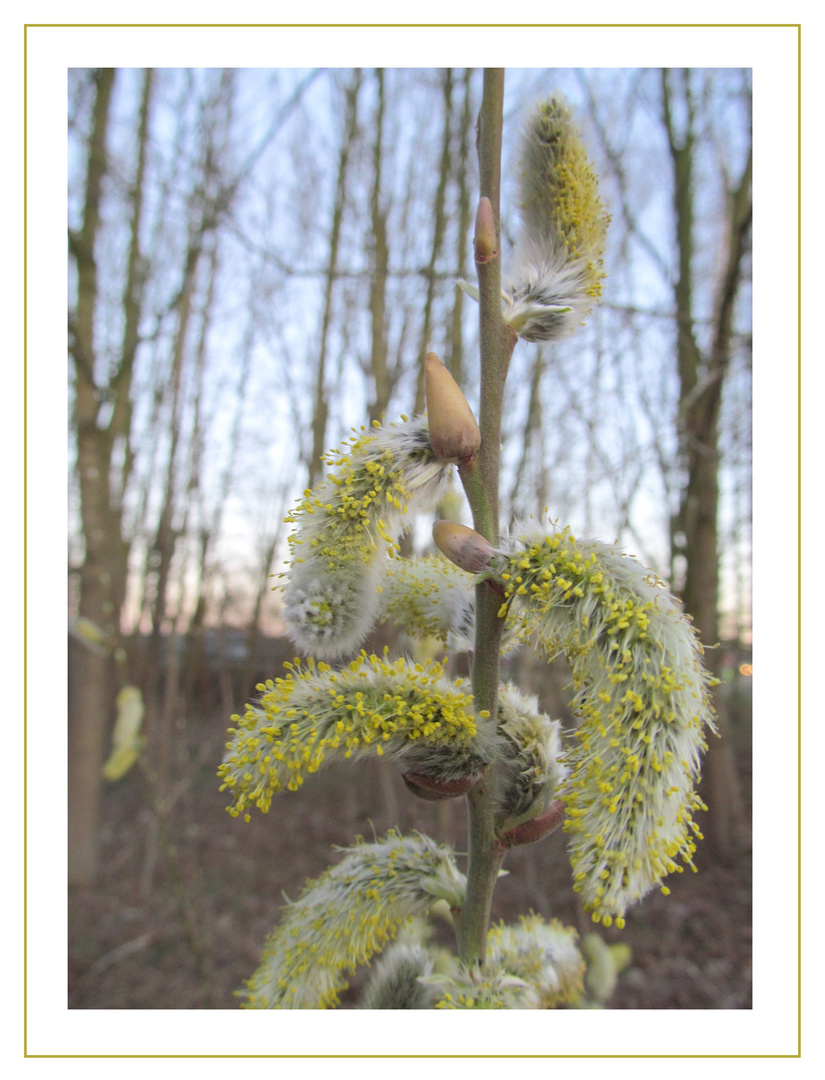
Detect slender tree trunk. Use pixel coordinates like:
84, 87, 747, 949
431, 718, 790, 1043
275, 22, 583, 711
447, 68, 474, 390
178, 242, 219, 710
309, 70, 362, 484
240, 482, 291, 698
108, 70, 155, 640
412, 69, 454, 416
69, 70, 158, 887
147, 74, 238, 786
367, 69, 391, 425
662, 70, 751, 862
68, 68, 117, 888
508, 348, 547, 523
144, 245, 195, 786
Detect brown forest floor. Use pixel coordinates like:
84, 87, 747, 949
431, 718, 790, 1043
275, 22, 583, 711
68, 695, 752, 1012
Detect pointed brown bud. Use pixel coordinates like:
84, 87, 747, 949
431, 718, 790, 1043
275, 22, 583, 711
499, 800, 565, 848
474, 196, 497, 263
402, 771, 481, 801
424, 352, 481, 461
432, 520, 494, 574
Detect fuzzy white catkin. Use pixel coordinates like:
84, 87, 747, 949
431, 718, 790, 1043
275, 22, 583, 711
493, 523, 716, 925
378, 553, 521, 655
282, 417, 453, 659
504, 96, 609, 343
494, 682, 567, 831
218, 653, 498, 817
486, 914, 585, 1007
423, 914, 584, 1009
359, 943, 437, 1009
240, 831, 465, 1009
379, 554, 477, 652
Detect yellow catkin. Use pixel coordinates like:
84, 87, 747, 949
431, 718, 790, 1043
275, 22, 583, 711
218, 653, 496, 817
492, 524, 716, 923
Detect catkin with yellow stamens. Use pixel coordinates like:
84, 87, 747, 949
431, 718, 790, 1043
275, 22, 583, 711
379, 554, 477, 652
282, 416, 453, 658
241, 831, 465, 1009
505, 96, 610, 342
378, 554, 520, 656
486, 914, 585, 1007
425, 914, 584, 1009
218, 652, 496, 818
489, 523, 716, 925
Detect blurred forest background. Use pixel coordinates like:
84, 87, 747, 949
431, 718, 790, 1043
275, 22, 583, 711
67, 66, 752, 1010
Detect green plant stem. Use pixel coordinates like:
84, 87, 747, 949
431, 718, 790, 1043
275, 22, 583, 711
456, 68, 517, 967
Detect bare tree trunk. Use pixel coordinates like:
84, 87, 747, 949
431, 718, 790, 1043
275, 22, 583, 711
68, 70, 158, 888
308, 70, 362, 483
412, 68, 454, 416
366, 69, 391, 425
144, 74, 239, 789
662, 69, 752, 862
68, 68, 119, 889
447, 68, 474, 391
177, 241, 220, 712
507, 347, 547, 523
144, 241, 196, 786
240, 481, 292, 698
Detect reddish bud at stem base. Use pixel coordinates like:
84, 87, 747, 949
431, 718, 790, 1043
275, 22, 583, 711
432, 520, 494, 573
402, 772, 481, 801
500, 800, 566, 847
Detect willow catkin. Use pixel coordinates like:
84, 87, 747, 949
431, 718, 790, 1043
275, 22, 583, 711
491, 523, 716, 925
504, 96, 610, 343
282, 417, 453, 658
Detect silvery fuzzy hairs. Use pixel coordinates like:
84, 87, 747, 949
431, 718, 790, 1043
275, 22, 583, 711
282, 417, 453, 659
459, 96, 609, 344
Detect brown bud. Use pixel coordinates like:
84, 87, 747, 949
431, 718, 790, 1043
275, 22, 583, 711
499, 800, 566, 848
402, 771, 480, 801
474, 196, 497, 263
424, 352, 481, 461
432, 520, 494, 574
